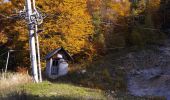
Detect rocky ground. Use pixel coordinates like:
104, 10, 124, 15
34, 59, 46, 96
126, 40, 170, 100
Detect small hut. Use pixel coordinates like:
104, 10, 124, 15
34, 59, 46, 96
45, 47, 73, 79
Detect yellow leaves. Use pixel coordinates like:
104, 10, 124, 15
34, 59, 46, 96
38, 0, 94, 55
148, 0, 160, 11
0, 32, 7, 44
0, 1, 13, 14
40, 36, 61, 55
13, 21, 27, 41
36, 0, 93, 54
62, 37, 86, 54
111, 0, 130, 16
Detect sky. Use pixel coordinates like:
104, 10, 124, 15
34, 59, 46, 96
4, 0, 9, 2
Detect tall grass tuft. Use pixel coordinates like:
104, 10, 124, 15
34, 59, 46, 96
0, 72, 32, 91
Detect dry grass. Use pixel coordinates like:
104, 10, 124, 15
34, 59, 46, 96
0, 72, 32, 91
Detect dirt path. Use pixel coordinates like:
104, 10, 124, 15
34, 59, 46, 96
127, 40, 170, 99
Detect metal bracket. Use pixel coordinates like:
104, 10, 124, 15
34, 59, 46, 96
19, 7, 45, 26
28, 22, 35, 30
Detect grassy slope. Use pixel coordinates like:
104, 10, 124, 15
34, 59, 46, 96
0, 81, 107, 100
1, 81, 165, 100
23, 81, 107, 100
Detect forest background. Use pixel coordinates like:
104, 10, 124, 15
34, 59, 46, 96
0, 0, 169, 71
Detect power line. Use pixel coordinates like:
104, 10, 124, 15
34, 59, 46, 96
0, 49, 30, 56
0, 16, 164, 32
101, 21, 163, 32
0, 12, 164, 32
0, 13, 8, 18
0, 14, 20, 21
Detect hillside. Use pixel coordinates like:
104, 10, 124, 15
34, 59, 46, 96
0, 81, 107, 100
0, 81, 166, 100
0, 0, 170, 100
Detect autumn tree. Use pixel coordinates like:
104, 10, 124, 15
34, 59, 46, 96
0, 0, 94, 69
101, 0, 131, 48
128, 0, 164, 47
87, 0, 131, 53
36, 0, 94, 59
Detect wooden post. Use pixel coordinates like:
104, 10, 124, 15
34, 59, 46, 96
5, 51, 10, 73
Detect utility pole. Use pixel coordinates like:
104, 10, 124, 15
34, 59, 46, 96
32, 0, 42, 82
25, 0, 39, 83
35, 25, 42, 82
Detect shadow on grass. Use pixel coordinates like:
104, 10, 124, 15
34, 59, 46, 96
1, 93, 88, 100
0, 91, 166, 100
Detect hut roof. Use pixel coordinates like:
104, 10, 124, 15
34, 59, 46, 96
45, 47, 73, 61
